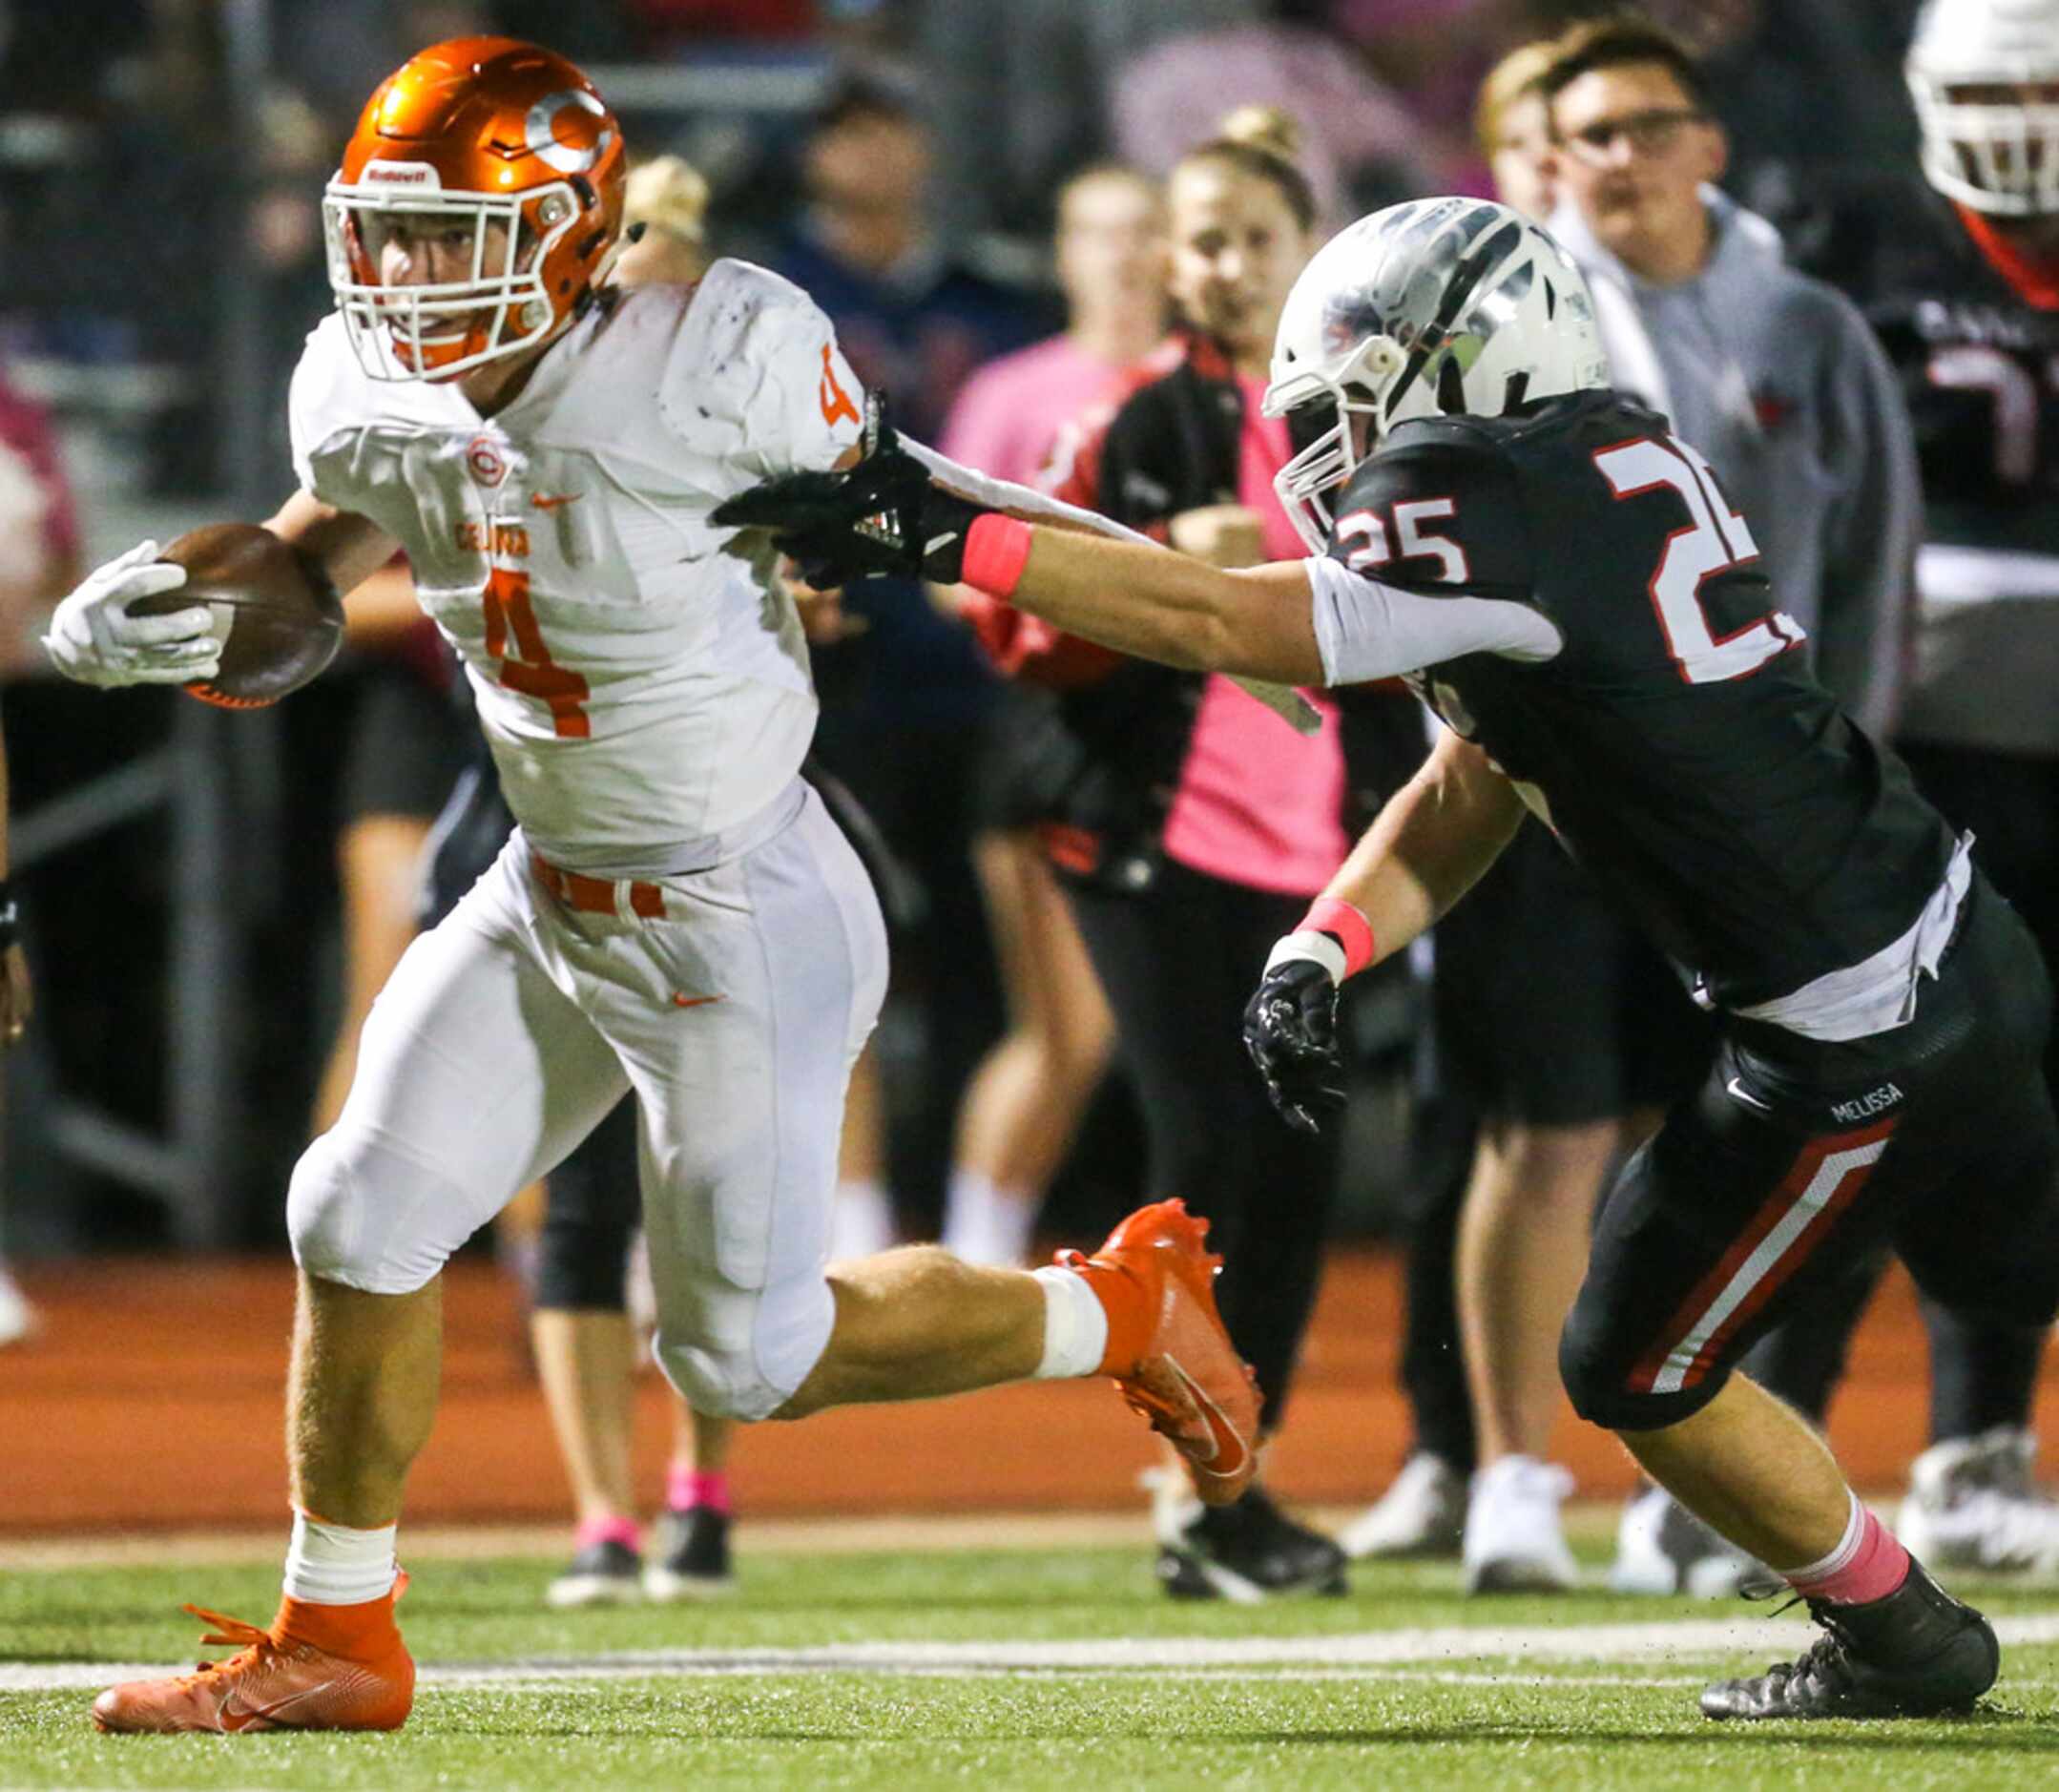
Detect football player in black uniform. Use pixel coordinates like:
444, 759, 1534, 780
1743, 0, 2059, 1576
714, 193, 2059, 1720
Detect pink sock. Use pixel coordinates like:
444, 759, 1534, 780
668, 1468, 731, 1516
1784, 1493, 1910, 1606
573, 1514, 641, 1554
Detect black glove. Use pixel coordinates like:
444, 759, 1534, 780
1242, 957, 1346, 1136
711, 397, 993, 588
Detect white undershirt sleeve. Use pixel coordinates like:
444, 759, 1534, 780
1305, 554, 1563, 687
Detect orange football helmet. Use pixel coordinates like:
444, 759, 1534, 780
322, 37, 627, 383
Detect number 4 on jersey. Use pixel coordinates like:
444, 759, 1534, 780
1593, 434, 1804, 685
484, 567, 591, 738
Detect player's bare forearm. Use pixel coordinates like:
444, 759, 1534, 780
1326, 731, 1526, 968
265, 490, 403, 601
1010, 529, 1324, 685
342, 562, 425, 645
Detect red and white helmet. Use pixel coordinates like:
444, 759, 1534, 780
1907, 0, 2059, 218
322, 36, 627, 382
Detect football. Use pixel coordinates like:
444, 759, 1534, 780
132, 523, 345, 708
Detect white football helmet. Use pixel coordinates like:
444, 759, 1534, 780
1263, 198, 1610, 552
1907, 0, 2059, 217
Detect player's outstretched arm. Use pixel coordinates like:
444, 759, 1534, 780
1244, 730, 1525, 1134
1001, 530, 1324, 685
711, 427, 1325, 685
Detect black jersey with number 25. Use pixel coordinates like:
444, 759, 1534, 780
1323, 389, 1953, 1011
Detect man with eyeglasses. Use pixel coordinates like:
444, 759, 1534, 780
1536, 12, 1924, 1597
1542, 15, 1917, 740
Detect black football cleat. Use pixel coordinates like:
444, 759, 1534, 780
1700, 1557, 1999, 1720
544, 1537, 643, 1609
643, 1506, 735, 1600
1160, 1487, 1348, 1602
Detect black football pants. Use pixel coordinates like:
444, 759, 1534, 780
1068, 859, 1341, 1436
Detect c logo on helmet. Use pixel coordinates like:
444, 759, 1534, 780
525, 90, 613, 176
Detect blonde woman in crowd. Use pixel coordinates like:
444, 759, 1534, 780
966, 110, 1425, 1599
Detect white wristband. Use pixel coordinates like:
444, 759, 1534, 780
1264, 929, 1346, 984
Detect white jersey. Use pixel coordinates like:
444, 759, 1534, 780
288, 260, 866, 875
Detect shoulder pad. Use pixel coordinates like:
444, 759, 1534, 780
660, 259, 863, 473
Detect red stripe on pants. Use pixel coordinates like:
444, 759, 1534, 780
1627, 1112, 1899, 1396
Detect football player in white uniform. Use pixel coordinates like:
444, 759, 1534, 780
44, 38, 1258, 1736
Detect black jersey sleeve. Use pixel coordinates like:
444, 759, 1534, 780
1322, 429, 1536, 603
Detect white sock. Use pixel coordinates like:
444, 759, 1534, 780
282, 1510, 400, 1605
1030, 1264, 1108, 1379
942, 1167, 1037, 1267
829, 1179, 896, 1260
1784, 1490, 1865, 1584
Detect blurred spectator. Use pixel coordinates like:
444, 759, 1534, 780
1322, 0, 1544, 197
275, 1, 503, 125
0, 362, 83, 672
619, 0, 815, 45
939, 167, 1166, 505
771, 66, 1045, 1223
1112, 23, 1432, 225
0, 352, 78, 1329
915, 0, 1261, 244
613, 155, 711, 287
0, 0, 147, 117
1544, 14, 1915, 736
974, 108, 1403, 1598
1341, 32, 1562, 1576
250, 86, 347, 479
0, 695, 33, 1345
775, 67, 1046, 443
1475, 37, 1560, 222
1638, 0, 1924, 227
932, 164, 1168, 1266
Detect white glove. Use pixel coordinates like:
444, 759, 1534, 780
41, 540, 222, 687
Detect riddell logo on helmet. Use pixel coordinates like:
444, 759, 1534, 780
364, 161, 442, 189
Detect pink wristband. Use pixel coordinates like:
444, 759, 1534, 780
960, 513, 1033, 597
1300, 897, 1375, 978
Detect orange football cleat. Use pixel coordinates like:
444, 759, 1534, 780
92, 1585, 414, 1735
1058, 1198, 1261, 1506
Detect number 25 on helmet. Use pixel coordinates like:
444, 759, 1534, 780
322, 36, 627, 383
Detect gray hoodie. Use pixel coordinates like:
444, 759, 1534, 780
1548, 189, 1920, 739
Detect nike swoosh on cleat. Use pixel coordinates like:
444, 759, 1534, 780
672, 992, 724, 1009
530, 492, 584, 511
216, 1681, 343, 1733
1161, 1356, 1252, 1486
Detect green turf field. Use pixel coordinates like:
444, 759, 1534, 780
5, 1537, 2059, 1789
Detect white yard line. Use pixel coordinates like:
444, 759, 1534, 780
10, 1614, 2059, 1696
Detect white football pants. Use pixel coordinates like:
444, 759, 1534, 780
287, 781, 887, 1419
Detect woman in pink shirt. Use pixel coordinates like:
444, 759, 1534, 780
964, 112, 1427, 1600
934, 167, 1168, 1271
